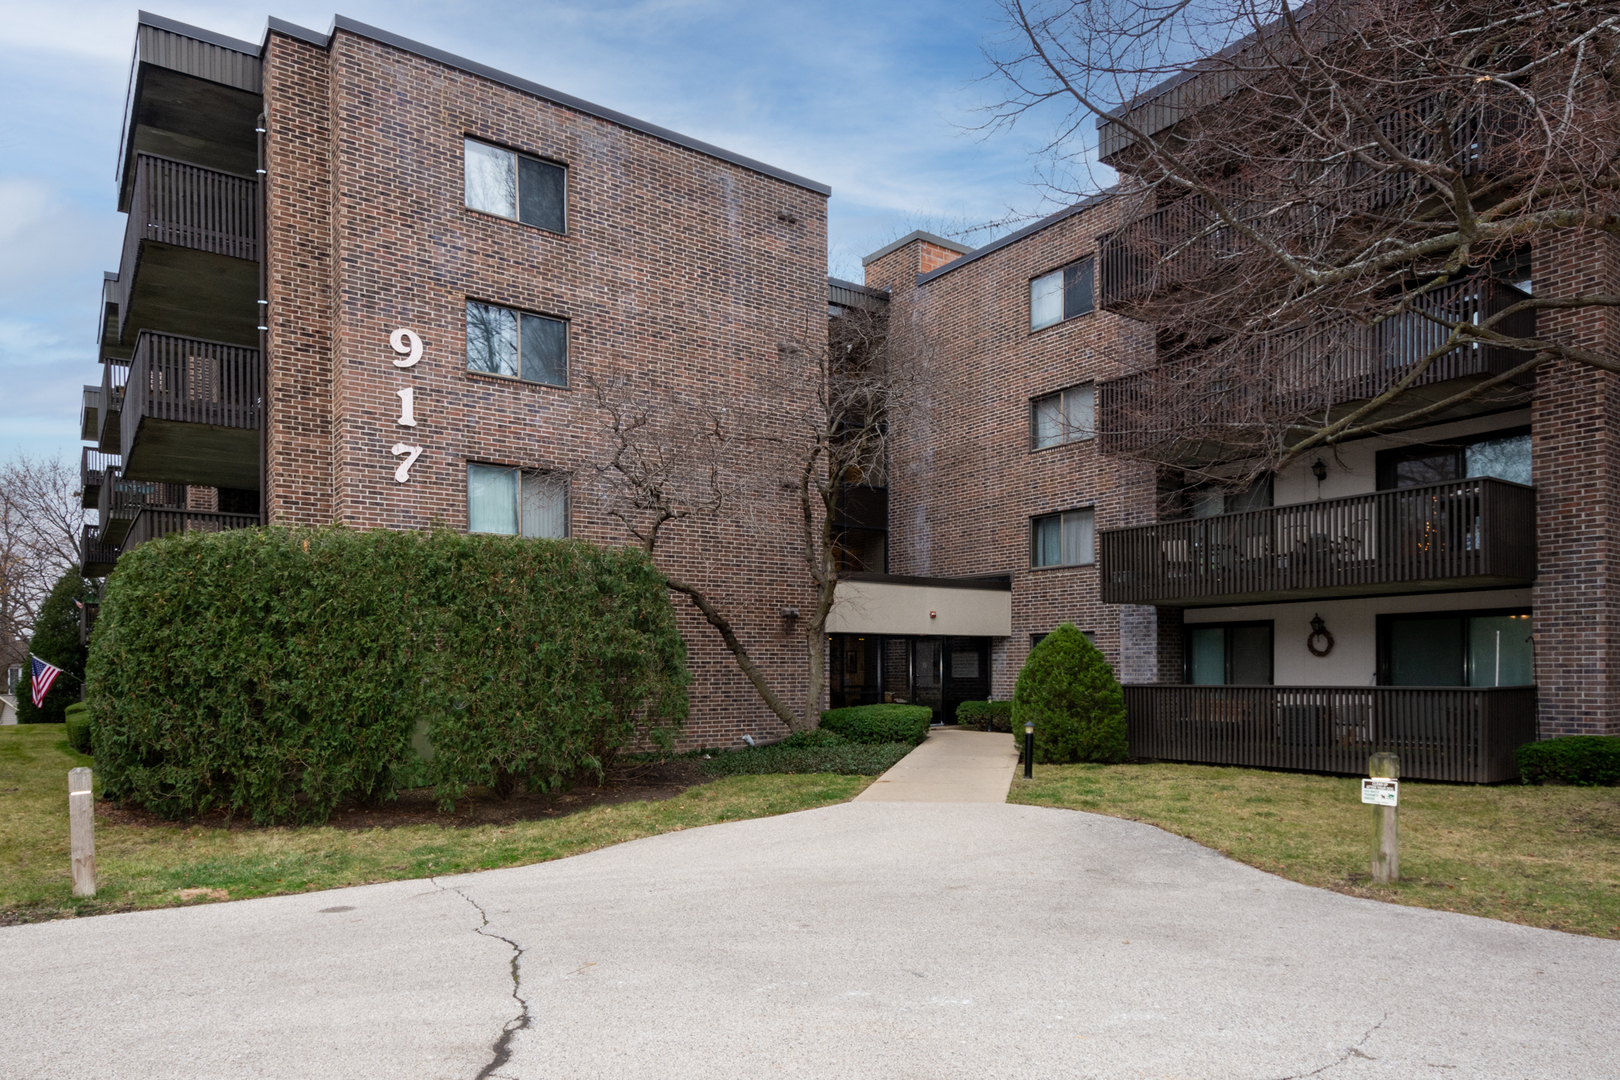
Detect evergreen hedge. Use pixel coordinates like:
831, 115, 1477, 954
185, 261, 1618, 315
1011, 624, 1128, 764
64, 703, 92, 754
956, 700, 1013, 732
819, 703, 932, 745
17, 568, 94, 724
700, 729, 914, 776
86, 527, 689, 823
1516, 736, 1620, 786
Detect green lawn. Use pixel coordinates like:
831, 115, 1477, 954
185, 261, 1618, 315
1011, 761, 1620, 938
1, 725, 870, 924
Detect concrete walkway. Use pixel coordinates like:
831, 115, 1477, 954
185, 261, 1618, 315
854, 726, 1019, 802
4, 801, 1616, 1079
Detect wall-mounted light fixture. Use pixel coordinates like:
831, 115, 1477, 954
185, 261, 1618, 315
1308, 613, 1335, 657
1311, 458, 1328, 484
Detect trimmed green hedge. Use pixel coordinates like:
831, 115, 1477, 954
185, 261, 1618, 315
87, 527, 689, 823
1012, 624, 1128, 764
956, 700, 1013, 732
1517, 736, 1620, 786
701, 730, 913, 776
64, 703, 92, 755
819, 704, 932, 745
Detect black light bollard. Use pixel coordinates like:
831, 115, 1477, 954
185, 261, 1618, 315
1023, 720, 1034, 780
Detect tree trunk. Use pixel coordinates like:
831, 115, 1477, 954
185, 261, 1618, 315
803, 624, 827, 730
666, 576, 803, 730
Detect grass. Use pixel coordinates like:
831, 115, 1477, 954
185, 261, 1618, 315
0, 725, 871, 924
1010, 761, 1620, 938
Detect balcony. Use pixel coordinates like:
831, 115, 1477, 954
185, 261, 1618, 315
80, 449, 120, 510
1099, 477, 1536, 607
122, 508, 258, 557
96, 361, 128, 454
1096, 278, 1534, 460
1125, 684, 1536, 782
80, 386, 101, 443
98, 467, 187, 548
107, 153, 259, 356
121, 331, 261, 489
81, 525, 119, 578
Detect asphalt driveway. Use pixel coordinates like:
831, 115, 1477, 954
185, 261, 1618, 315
3, 801, 1615, 1079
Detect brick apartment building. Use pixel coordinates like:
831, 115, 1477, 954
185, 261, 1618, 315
77, 11, 830, 746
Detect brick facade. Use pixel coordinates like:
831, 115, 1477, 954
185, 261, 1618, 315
260, 25, 827, 746
864, 209, 1159, 701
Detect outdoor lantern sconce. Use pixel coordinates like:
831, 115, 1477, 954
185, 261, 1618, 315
1311, 458, 1328, 484
1308, 613, 1335, 657
779, 606, 799, 624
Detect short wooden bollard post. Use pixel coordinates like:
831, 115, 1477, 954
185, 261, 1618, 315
68, 767, 96, 898
1367, 752, 1399, 885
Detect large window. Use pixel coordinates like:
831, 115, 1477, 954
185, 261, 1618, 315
464, 138, 566, 234
1032, 508, 1095, 568
1376, 428, 1530, 489
1030, 384, 1095, 449
1378, 609, 1532, 686
1029, 257, 1095, 331
467, 464, 568, 538
466, 301, 567, 386
1186, 621, 1273, 685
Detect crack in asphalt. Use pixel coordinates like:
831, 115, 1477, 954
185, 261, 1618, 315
1269, 1012, 1390, 1079
434, 878, 532, 1080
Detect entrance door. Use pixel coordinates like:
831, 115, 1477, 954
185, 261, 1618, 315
911, 638, 942, 719
941, 637, 991, 724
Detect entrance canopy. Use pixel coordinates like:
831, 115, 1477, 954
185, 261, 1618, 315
826, 573, 1012, 637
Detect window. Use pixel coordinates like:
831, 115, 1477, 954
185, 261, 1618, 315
464, 138, 566, 233
1184, 475, 1273, 519
1378, 609, 1532, 686
1030, 384, 1095, 449
1376, 428, 1530, 490
1185, 621, 1273, 685
1030, 257, 1095, 331
467, 464, 568, 538
1031, 508, 1095, 568
466, 301, 567, 386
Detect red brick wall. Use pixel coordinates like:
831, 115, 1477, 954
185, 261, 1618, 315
261, 27, 828, 746
866, 215, 1162, 699
1531, 228, 1620, 737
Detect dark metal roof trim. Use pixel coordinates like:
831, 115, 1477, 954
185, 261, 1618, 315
263, 16, 330, 48
828, 277, 890, 311
137, 10, 260, 56
268, 15, 829, 196
840, 572, 1013, 592
914, 192, 1115, 286
861, 230, 974, 268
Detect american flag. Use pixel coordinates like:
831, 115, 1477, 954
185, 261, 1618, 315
30, 654, 63, 709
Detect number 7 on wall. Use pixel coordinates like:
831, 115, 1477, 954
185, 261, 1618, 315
391, 443, 424, 483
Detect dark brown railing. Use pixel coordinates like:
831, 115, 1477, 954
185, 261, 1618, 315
1096, 278, 1534, 458
80, 448, 119, 510
117, 153, 259, 340
122, 508, 258, 555
1125, 684, 1536, 782
122, 331, 262, 463
81, 524, 120, 577
97, 361, 128, 453
1100, 477, 1535, 606
80, 386, 102, 443
97, 466, 187, 546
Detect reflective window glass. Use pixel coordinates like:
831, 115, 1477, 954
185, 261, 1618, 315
1466, 433, 1531, 485
1468, 614, 1534, 686
467, 302, 519, 377
1030, 270, 1063, 330
464, 139, 516, 218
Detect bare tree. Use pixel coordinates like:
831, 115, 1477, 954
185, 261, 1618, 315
987, 0, 1620, 483
0, 454, 87, 663
593, 305, 910, 730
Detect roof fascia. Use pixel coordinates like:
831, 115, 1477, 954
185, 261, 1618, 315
860, 230, 973, 268
914, 192, 1114, 286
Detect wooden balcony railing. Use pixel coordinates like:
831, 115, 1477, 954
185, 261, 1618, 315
81, 525, 120, 577
97, 361, 128, 453
122, 331, 262, 465
1125, 684, 1537, 782
1099, 477, 1535, 606
80, 448, 119, 510
116, 153, 259, 340
80, 386, 102, 443
122, 509, 258, 555
1096, 278, 1534, 458
98, 466, 187, 547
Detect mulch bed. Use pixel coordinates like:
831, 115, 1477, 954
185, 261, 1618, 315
94, 757, 710, 831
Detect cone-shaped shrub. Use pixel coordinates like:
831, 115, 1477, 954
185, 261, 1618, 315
17, 567, 94, 724
1011, 623, 1128, 764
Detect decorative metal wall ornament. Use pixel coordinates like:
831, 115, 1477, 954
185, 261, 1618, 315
1307, 613, 1335, 657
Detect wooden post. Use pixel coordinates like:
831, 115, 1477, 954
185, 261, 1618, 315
1369, 752, 1399, 885
68, 767, 96, 898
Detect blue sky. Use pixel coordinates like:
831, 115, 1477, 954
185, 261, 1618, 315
0, 1, 1083, 464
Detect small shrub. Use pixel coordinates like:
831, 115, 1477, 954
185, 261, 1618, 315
778, 728, 849, 749
1517, 736, 1620, 786
956, 700, 1013, 732
819, 704, 932, 745
1012, 623, 1128, 764
64, 703, 92, 755
702, 740, 912, 776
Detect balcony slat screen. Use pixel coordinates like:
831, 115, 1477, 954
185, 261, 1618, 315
122, 331, 262, 465
1125, 684, 1536, 783
123, 509, 259, 553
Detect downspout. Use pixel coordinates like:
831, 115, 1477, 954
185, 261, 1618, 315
256, 109, 268, 526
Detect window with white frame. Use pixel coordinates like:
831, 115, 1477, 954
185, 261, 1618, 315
1029, 256, 1095, 331
467, 464, 568, 538
464, 138, 566, 233
1031, 508, 1095, 568
1030, 384, 1095, 449
466, 300, 567, 386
